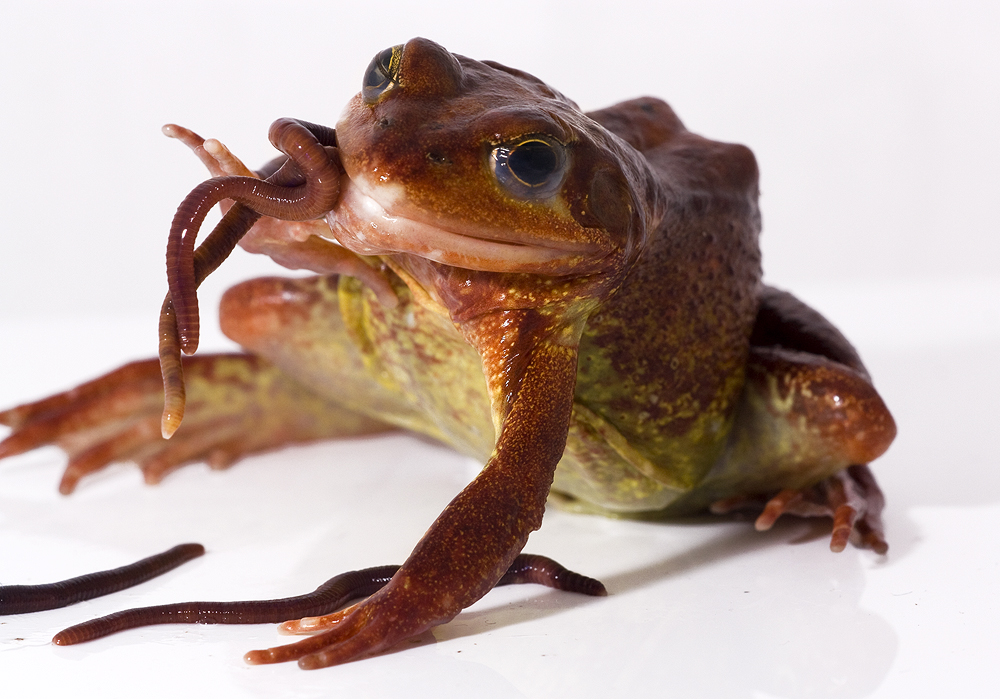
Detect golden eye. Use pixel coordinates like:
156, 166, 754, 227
362, 45, 403, 103
490, 135, 568, 199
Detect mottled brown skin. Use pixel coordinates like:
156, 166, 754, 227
0, 38, 895, 668
575, 99, 762, 491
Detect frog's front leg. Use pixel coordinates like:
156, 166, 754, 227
707, 287, 896, 553
244, 309, 588, 669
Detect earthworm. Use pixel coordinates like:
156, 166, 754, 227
0, 543, 204, 615
158, 118, 340, 437
52, 554, 604, 645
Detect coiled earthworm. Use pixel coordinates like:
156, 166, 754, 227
158, 119, 340, 438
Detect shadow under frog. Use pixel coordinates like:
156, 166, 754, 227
437, 511, 896, 698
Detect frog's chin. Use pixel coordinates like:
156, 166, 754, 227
325, 178, 602, 275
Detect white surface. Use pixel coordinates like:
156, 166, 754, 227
2, 1, 999, 697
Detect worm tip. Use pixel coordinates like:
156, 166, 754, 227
180, 543, 207, 558
161, 412, 182, 440
178, 333, 199, 356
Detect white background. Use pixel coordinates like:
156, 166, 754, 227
1, 1, 998, 697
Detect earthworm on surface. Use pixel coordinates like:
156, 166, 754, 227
0, 543, 205, 615
52, 554, 605, 645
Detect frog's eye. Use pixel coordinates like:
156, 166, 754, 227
362, 45, 403, 103
490, 136, 568, 199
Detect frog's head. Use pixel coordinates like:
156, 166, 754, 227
330, 38, 659, 298
157, 38, 665, 436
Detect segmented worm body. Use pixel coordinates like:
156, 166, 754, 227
52, 554, 605, 645
498, 553, 608, 597
0, 543, 204, 615
53, 565, 397, 646
159, 119, 342, 438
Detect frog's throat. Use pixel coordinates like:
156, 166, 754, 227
325, 178, 605, 276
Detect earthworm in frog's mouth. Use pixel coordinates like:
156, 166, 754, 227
156, 113, 609, 438
159, 118, 343, 438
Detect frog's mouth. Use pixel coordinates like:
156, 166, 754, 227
325, 178, 605, 275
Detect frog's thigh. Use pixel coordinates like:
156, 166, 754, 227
701, 346, 895, 503
218, 275, 418, 425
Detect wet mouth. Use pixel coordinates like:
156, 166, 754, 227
325, 179, 603, 275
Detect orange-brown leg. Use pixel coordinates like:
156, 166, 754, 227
708, 344, 895, 553
0, 273, 413, 492
0, 352, 393, 493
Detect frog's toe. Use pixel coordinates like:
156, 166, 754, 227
0, 360, 166, 491
162, 123, 256, 179
57, 411, 255, 491
717, 464, 887, 554
3, 354, 387, 492
244, 598, 403, 669
58, 413, 164, 493
137, 417, 247, 484
832, 464, 887, 554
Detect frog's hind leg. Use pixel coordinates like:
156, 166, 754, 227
708, 287, 896, 553
217, 274, 426, 430
0, 275, 401, 493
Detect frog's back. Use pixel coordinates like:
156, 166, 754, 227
587, 97, 759, 200
556, 98, 762, 512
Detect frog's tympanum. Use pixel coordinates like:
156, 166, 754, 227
0, 39, 895, 669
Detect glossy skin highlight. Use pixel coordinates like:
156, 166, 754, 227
0, 38, 895, 668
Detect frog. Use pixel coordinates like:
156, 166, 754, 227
0, 37, 895, 669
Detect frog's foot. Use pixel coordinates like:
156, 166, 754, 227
248, 553, 607, 670
243, 590, 441, 669
0, 355, 391, 493
278, 553, 606, 637
711, 464, 888, 554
